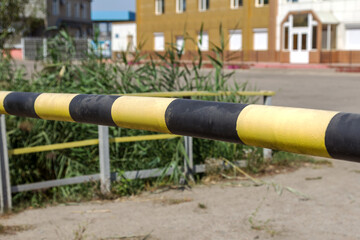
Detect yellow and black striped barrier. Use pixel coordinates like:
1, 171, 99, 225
0, 91, 359, 162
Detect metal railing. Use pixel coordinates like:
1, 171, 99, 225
0, 90, 274, 213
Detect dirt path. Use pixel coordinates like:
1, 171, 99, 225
1, 159, 359, 240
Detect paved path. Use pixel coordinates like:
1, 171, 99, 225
231, 68, 360, 113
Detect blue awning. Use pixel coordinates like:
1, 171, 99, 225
91, 11, 135, 22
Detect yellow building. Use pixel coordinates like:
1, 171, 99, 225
136, 0, 277, 62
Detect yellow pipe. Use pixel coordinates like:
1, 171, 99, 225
118, 90, 276, 98
8, 134, 180, 156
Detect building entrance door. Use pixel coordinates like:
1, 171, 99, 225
290, 28, 309, 64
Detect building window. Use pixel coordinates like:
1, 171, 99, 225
99, 22, 111, 37
345, 27, 360, 50
76, 29, 81, 38
312, 26, 317, 49
199, 0, 209, 11
229, 30, 242, 50
253, 28, 268, 50
255, 0, 268, 7
154, 33, 165, 51
293, 14, 308, 27
82, 3, 87, 19
75, 3, 80, 18
155, 0, 165, 15
127, 35, 134, 51
301, 33, 307, 50
284, 26, 289, 50
176, 36, 185, 52
176, 0, 186, 13
292, 34, 298, 50
52, 0, 59, 15
66, 2, 71, 17
198, 32, 209, 51
231, 0, 242, 9
322, 24, 337, 50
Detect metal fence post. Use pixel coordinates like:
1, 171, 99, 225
98, 125, 111, 194
43, 38, 47, 59
0, 115, 11, 213
184, 136, 194, 182
263, 96, 273, 161
21, 38, 25, 60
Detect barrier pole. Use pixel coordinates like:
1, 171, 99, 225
263, 96, 273, 161
0, 115, 11, 212
98, 125, 111, 194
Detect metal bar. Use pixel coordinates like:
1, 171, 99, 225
98, 125, 111, 194
11, 174, 100, 193
0, 115, 12, 212
43, 38, 47, 59
116, 167, 175, 180
121, 90, 276, 98
21, 38, 25, 60
184, 136, 194, 182
9, 139, 99, 155
12, 160, 248, 193
9, 134, 180, 156
263, 96, 273, 161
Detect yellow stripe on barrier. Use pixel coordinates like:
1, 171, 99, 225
120, 91, 276, 98
236, 105, 338, 158
0, 91, 12, 114
34, 93, 78, 122
8, 134, 180, 156
111, 96, 175, 133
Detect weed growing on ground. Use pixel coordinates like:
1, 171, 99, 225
198, 203, 207, 209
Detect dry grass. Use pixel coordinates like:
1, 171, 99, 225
0, 224, 34, 235
153, 197, 193, 206
101, 233, 157, 240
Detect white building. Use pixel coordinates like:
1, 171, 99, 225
277, 0, 360, 63
112, 22, 137, 53
92, 11, 136, 59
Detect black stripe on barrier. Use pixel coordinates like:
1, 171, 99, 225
3, 92, 41, 118
69, 94, 120, 126
165, 99, 248, 143
325, 112, 360, 161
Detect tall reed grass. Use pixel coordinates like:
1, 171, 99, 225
1, 28, 261, 208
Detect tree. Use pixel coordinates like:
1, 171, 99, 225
0, 0, 29, 50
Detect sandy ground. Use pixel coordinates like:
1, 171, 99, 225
2, 66, 360, 239
0, 159, 360, 240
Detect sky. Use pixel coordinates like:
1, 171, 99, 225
91, 0, 136, 12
